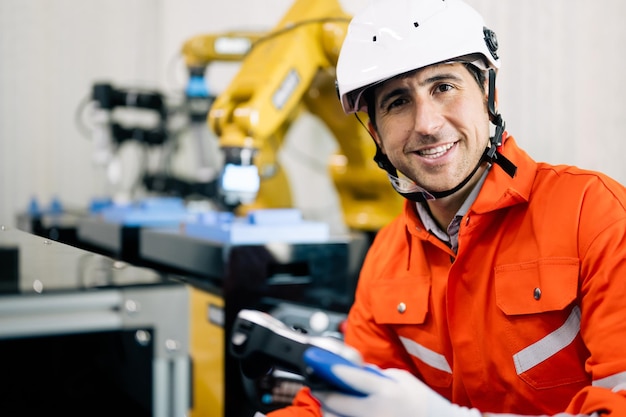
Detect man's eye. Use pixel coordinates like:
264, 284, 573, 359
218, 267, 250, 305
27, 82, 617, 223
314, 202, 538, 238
436, 83, 454, 93
387, 98, 407, 110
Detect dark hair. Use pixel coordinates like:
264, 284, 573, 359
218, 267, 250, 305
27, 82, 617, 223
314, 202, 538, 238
364, 63, 487, 130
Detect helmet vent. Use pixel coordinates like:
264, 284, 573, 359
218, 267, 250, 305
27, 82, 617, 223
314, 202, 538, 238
413, 22, 419, 27
373, 35, 377, 42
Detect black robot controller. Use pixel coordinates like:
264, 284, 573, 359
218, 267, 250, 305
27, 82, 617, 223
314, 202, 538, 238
230, 309, 384, 397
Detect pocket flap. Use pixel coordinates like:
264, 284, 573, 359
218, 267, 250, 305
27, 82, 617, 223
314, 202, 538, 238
495, 258, 579, 315
370, 274, 430, 324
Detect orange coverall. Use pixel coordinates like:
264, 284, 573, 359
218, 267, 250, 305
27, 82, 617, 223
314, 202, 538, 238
268, 134, 626, 417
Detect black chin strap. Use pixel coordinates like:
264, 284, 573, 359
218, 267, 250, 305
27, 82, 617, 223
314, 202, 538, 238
372, 69, 517, 203
374, 144, 485, 202
484, 69, 517, 179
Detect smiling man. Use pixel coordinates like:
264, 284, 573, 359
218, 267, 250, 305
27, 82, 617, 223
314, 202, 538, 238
262, 0, 626, 416
366, 61, 494, 231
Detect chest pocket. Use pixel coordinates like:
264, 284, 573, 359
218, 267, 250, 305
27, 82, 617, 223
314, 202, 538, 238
370, 274, 430, 325
495, 257, 588, 390
495, 257, 579, 315
368, 274, 453, 389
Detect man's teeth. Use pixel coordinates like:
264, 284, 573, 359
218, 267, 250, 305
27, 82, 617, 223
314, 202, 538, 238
418, 143, 454, 158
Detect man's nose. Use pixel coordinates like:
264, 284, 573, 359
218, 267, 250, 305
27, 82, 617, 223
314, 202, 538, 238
413, 98, 442, 136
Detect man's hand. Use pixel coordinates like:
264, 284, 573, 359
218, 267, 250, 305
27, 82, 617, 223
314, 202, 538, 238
311, 365, 482, 417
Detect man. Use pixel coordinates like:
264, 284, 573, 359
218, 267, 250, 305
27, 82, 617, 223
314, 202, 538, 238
265, 0, 626, 415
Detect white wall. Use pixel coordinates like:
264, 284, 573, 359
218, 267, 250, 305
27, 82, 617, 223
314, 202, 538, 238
1, 0, 625, 228
0, 0, 162, 223
473, 0, 626, 176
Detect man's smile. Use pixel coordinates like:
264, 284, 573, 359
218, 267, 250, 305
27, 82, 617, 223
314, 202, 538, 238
416, 141, 457, 159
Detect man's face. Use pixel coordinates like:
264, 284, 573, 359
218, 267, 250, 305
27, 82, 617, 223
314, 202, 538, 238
370, 62, 491, 194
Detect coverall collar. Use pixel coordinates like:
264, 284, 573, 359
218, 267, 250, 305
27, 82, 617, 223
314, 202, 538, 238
416, 166, 490, 251
404, 133, 536, 236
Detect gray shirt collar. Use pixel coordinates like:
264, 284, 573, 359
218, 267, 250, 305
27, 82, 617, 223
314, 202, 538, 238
415, 166, 491, 253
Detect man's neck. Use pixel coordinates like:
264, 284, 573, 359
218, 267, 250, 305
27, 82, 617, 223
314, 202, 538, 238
425, 165, 489, 229
426, 196, 465, 231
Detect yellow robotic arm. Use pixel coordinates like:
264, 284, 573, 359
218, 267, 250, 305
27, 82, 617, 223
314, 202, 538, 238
181, 31, 265, 69
205, 0, 404, 231
303, 70, 405, 232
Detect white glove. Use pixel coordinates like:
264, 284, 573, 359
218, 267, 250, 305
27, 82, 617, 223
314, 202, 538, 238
311, 365, 482, 417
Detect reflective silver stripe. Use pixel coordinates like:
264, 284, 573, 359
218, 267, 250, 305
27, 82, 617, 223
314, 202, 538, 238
513, 306, 581, 375
399, 336, 452, 373
593, 371, 626, 392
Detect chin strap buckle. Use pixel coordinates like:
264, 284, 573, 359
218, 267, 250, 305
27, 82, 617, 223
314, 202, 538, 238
486, 123, 517, 178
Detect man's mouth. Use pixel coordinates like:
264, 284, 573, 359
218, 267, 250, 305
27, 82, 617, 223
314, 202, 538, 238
417, 142, 456, 159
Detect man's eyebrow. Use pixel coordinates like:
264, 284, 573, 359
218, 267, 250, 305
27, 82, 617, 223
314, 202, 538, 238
420, 72, 464, 86
377, 71, 465, 109
378, 87, 408, 109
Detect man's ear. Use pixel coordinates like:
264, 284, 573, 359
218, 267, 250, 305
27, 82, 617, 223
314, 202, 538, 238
486, 82, 500, 124
484, 77, 498, 105
368, 120, 384, 151
493, 86, 499, 110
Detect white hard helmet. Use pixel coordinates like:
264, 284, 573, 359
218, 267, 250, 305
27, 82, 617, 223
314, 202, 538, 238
337, 0, 500, 114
